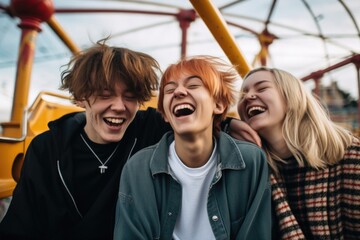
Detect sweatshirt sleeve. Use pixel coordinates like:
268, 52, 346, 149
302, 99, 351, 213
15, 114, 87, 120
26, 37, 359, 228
0, 137, 44, 239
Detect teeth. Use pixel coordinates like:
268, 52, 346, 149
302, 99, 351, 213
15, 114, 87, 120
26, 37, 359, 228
248, 106, 265, 117
105, 118, 124, 124
174, 104, 194, 113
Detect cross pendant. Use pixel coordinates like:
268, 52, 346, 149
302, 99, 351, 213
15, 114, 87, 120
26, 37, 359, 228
99, 165, 108, 174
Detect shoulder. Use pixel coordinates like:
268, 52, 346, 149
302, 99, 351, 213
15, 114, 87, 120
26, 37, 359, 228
123, 144, 157, 172
120, 145, 158, 193
47, 112, 85, 142
129, 144, 157, 162
223, 133, 265, 158
48, 111, 85, 128
219, 133, 268, 173
235, 138, 263, 151
329, 136, 360, 177
347, 136, 360, 149
344, 136, 360, 160
29, 130, 52, 146
123, 133, 171, 175
135, 107, 161, 120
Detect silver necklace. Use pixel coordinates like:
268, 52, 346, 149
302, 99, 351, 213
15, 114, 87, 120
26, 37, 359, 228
80, 133, 120, 174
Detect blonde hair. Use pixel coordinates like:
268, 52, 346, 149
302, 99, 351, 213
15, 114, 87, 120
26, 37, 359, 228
242, 67, 353, 174
158, 55, 238, 129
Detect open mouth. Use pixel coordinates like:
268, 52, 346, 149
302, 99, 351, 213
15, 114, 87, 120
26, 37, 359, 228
173, 104, 195, 117
247, 106, 266, 118
104, 117, 125, 126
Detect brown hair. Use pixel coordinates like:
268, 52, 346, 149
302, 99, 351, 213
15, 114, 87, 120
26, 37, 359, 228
60, 38, 160, 104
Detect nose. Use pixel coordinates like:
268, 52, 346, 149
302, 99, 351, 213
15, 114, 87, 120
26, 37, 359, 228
244, 91, 257, 100
174, 85, 187, 98
111, 96, 126, 111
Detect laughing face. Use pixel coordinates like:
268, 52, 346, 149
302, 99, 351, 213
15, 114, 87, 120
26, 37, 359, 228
237, 70, 286, 138
162, 73, 224, 137
79, 81, 139, 144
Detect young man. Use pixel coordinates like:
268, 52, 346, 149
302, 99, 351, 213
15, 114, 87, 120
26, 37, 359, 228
0, 40, 258, 240
0, 39, 171, 240
114, 56, 272, 239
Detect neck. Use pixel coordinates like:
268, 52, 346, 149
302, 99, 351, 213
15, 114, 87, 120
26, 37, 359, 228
264, 134, 292, 159
270, 140, 292, 159
174, 129, 214, 168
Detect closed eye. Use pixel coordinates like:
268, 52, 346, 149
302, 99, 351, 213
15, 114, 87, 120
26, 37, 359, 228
258, 87, 269, 92
124, 95, 137, 101
164, 82, 177, 94
99, 94, 111, 99
98, 89, 112, 99
186, 77, 203, 89
164, 87, 175, 94
187, 84, 201, 89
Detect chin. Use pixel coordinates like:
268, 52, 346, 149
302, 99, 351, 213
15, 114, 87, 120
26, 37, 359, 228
248, 121, 264, 132
173, 127, 198, 136
106, 134, 125, 143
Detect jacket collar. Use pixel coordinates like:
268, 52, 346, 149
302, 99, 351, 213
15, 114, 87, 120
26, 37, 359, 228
150, 131, 246, 176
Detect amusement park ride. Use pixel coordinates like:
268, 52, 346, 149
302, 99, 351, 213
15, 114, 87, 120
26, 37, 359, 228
0, 0, 359, 199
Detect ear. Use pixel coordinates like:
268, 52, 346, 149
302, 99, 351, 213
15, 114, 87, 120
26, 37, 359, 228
76, 100, 86, 108
163, 114, 170, 123
214, 101, 225, 115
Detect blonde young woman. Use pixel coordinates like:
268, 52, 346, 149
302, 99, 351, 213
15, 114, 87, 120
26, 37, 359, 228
237, 67, 360, 239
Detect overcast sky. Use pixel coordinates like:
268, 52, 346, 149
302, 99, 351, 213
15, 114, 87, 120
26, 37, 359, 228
0, 0, 359, 121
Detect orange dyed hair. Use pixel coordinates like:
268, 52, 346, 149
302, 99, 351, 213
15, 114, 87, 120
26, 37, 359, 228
157, 55, 238, 125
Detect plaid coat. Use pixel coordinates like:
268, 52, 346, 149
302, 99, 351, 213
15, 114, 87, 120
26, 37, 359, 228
271, 137, 360, 240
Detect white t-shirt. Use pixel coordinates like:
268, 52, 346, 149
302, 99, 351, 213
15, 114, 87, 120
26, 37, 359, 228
168, 140, 217, 240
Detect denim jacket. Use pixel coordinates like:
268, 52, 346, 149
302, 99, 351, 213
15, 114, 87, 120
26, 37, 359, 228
114, 132, 272, 240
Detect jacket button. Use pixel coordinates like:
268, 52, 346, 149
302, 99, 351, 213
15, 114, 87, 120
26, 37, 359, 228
212, 215, 219, 221
168, 212, 172, 216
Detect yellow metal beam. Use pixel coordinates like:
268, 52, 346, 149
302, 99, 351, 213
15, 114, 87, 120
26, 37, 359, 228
10, 30, 38, 135
189, 0, 251, 77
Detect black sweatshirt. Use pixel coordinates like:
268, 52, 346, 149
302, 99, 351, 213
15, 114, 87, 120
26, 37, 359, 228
0, 108, 171, 240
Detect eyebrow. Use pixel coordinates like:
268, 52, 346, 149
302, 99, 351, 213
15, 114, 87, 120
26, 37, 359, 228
243, 79, 270, 91
165, 75, 202, 86
254, 80, 270, 86
186, 75, 201, 81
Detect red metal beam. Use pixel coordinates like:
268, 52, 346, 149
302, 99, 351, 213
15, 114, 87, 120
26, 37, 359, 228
177, 9, 196, 58
8, 0, 54, 137
301, 54, 360, 130
301, 54, 360, 82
